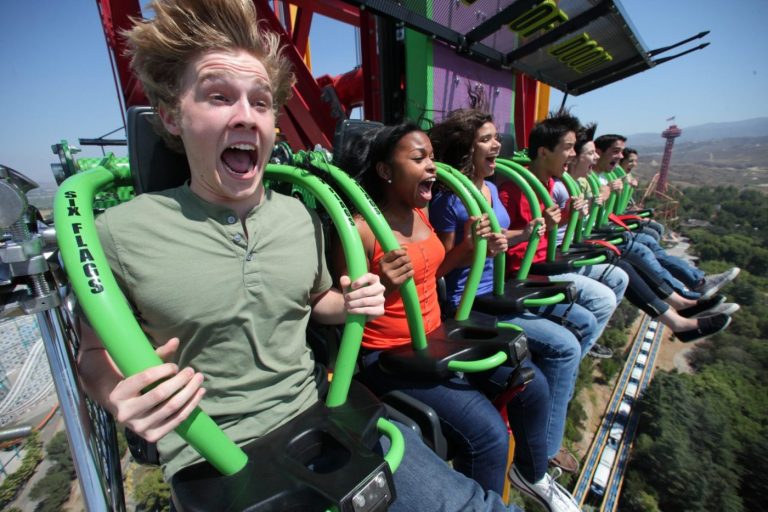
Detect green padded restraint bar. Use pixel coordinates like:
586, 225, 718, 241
296, 152, 427, 350
598, 170, 619, 226
55, 162, 404, 475
497, 159, 559, 262
500, 159, 606, 268
434, 163, 505, 297
493, 160, 542, 279
612, 166, 633, 214
433, 167, 488, 322
298, 152, 505, 374
559, 172, 584, 253
437, 162, 565, 308
584, 173, 602, 237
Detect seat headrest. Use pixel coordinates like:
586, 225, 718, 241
127, 106, 191, 195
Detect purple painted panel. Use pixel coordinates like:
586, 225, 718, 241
431, 41, 515, 135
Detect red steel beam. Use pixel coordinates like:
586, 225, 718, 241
96, 0, 147, 110
252, 0, 337, 149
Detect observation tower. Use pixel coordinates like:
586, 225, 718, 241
656, 123, 683, 194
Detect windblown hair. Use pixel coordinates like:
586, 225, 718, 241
593, 134, 627, 152
125, 0, 295, 150
334, 122, 423, 207
575, 122, 597, 155
528, 110, 581, 161
429, 109, 494, 176
621, 147, 638, 160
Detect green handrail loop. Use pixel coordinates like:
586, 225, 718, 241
446, 351, 508, 372
519, 292, 567, 306
496, 321, 524, 331
492, 161, 542, 279
612, 166, 633, 213
295, 151, 429, 351
376, 418, 405, 472
264, 165, 367, 409
432, 167, 487, 322
498, 159, 609, 268
497, 158, 558, 262
571, 254, 607, 267
584, 173, 602, 237
598, 170, 618, 226
436, 163, 568, 313
434, 163, 505, 296
559, 173, 583, 253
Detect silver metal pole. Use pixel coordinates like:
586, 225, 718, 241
36, 308, 109, 512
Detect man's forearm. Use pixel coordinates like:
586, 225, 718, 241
310, 288, 347, 325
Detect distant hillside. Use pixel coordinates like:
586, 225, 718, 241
632, 135, 768, 192
627, 117, 768, 148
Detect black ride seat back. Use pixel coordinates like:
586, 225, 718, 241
128, 107, 190, 194
126, 106, 395, 512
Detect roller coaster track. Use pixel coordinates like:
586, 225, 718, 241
0, 337, 55, 427
572, 314, 665, 510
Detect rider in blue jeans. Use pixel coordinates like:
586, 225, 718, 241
428, 109, 606, 478
593, 138, 740, 300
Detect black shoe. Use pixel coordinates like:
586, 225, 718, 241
693, 268, 740, 299
678, 294, 726, 318
674, 313, 732, 343
693, 303, 740, 318
587, 343, 614, 359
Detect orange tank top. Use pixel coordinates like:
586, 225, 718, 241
362, 209, 445, 350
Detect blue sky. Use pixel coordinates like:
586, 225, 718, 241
1, 0, 766, 184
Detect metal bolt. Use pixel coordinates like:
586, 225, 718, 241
31, 275, 51, 296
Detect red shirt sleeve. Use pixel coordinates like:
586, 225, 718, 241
498, 180, 548, 271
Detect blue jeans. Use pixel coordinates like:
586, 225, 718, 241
638, 224, 661, 241
620, 234, 702, 298
499, 303, 596, 459
644, 220, 665, 239
383, 421, 523, 511
548, 264, 628, 349
632, 232, 704, 291
359, 351, 550, 493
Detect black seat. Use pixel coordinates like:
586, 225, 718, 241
171, 383, 391, 512
377, 314, 528, 379
529, 244, 619, 275
472, 278, 578, 315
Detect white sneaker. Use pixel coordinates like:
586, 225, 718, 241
509, 465, 582, 512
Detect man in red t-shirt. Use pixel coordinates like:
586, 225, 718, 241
498, 112, 629, 362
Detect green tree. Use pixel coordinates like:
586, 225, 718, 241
29, 431, 75, 512
134, 467, 171, 512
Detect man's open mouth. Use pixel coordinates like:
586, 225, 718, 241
221, 144, 259, 175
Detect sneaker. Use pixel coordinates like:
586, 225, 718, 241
509, 465, 582, 512
678, 294, 726, 318
587, 343, 613, 359
674, 313, 732, 343
693, 268, 740, 299
549, 447, 580, 473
